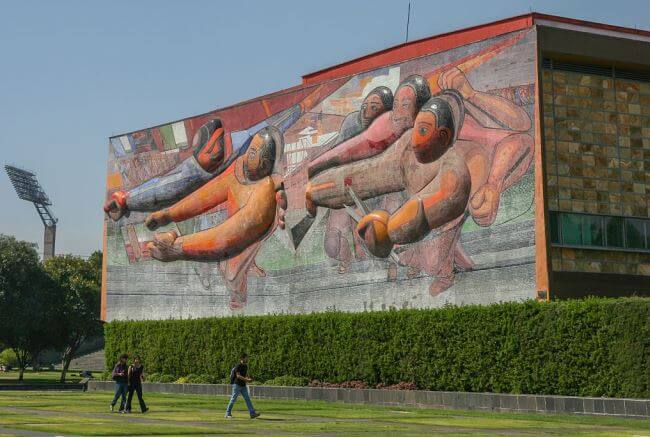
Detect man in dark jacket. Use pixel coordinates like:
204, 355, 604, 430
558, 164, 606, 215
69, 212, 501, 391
225, 353, 260, 419
110, 354, 129, 412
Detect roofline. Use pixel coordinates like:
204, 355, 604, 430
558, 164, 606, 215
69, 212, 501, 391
301, 12, 650, 85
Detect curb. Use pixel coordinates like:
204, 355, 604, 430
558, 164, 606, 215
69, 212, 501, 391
87, 381, 649, 418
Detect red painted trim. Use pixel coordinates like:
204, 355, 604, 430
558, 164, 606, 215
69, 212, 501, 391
302, 12, 650, 85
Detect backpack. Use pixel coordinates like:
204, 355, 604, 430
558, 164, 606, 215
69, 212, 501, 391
229, 366, 237, 384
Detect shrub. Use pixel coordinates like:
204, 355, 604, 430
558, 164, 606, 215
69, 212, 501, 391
0, 349, 18, 368
264, 375, 309, 387
187, 374, 216, 384
146, 373, 176, 383
105, 297, 650, 398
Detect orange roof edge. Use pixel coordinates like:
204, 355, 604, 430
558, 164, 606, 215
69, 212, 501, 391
302, 12, 650, 85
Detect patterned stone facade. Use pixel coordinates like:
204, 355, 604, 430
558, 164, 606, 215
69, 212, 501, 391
543, 65, 650, 276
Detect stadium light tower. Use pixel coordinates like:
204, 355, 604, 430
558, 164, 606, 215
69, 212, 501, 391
4, 164, 58, 260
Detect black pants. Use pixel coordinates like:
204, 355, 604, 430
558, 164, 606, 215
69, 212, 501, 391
126, 384, 147, 412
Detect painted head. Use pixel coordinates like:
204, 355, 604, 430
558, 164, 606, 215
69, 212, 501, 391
359, 86, 393, 129
193, 118, 225, 173
411, 94, 459, 163
392, 75, 431, 132
244, 126, 283, 180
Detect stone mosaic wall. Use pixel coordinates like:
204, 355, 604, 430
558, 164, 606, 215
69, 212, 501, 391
543, 66, 650, 275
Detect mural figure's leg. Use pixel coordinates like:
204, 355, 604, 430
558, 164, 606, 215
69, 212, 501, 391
453, 239, 475, 271
324, 210, 353, 274
401, 215, 467, 296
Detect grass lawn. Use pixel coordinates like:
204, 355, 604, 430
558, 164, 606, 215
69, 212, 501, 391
0, 391, 648, 436
0, 369, 81, 384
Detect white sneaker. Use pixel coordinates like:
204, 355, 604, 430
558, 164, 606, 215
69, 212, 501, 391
225, 414, 233, 419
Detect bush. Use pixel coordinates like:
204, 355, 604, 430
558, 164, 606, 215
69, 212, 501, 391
0, 349, 18, 368
187, 374, 217, 384
105, 298, 650, 398
264, 375, 309, 387
146, 373, 176, 383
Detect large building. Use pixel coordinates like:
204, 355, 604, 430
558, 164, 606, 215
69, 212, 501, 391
102, 13, 650, 321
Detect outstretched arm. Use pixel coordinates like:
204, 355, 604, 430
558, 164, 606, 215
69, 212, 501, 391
104, 124, 226, 220
149, 177, 278, 262
307, 111, 399, 178
144, 165, 236, 230
357, 157, 470, 257
305, 137, 405, 216
439, 67, 531, 132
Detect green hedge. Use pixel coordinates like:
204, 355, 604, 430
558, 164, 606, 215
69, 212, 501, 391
105, 298, 649, 398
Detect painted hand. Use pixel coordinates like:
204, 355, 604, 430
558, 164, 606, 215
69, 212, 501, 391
145, 209, 172, 231
356, 210, 393, 258
147, 231, 183, 262
103, 191, 128, 221
438, 67, 475, 100
305, 184, 317, 218
276, 189, 288, 229
469, 184, 500, 227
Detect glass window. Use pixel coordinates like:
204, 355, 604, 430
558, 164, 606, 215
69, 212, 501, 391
550, 211, 649, 251
549, 211, 560, 244
582, 215, 604, 246
604, 216, 624, 247
625, 219, 647, 249
561, 213, 582, 245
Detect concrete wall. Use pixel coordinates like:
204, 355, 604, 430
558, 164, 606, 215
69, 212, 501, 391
104, 29, 538, 321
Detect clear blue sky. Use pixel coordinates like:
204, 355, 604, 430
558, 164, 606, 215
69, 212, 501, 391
1, 0, 648, 257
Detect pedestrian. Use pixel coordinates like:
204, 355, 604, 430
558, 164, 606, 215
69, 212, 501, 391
125, 355, 149, 414
110, 354, 129, 412
225, 353, 260, 419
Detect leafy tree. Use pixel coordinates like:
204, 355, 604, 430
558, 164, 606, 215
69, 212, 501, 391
44, 252, 102, 383
0, 234, 65, 380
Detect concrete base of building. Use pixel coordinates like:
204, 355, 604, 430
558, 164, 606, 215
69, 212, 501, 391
87, 381, 649, 418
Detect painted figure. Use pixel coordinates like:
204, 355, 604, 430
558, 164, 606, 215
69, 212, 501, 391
307, 75, 431, 180
104, 119, 226, 220
306, 67, 533, 294
306, 93, 471, 280
320, 87, 394, 273
144, 127, 286, 308
103, 80, 343, 222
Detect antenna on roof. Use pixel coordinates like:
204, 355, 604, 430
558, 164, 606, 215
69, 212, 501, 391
405, 2, 411, 43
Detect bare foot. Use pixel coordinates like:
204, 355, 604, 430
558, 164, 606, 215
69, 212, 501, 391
429, 274, 454, 296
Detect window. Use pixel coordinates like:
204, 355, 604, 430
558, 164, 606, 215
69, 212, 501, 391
625, 219, 647, 250
604, 216, 624, 248
549, 211, 649, 251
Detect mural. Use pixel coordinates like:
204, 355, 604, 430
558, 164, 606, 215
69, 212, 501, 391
103, 29, 538, 320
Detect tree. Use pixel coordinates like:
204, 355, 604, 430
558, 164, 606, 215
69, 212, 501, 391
44, 252, 102, 383
0, 235, 65, 381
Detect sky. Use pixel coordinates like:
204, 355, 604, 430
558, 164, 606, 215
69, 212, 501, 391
1, 0, 649, 258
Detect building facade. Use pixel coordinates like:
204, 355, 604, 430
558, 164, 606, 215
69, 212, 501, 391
102, 13, 650, 321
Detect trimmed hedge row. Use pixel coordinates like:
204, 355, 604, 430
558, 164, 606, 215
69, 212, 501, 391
105, 298, 649, 398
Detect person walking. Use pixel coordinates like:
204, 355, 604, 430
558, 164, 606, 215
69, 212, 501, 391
110, 354, 129, 412
125, 355, 149, 414
225, 353, 260, 419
